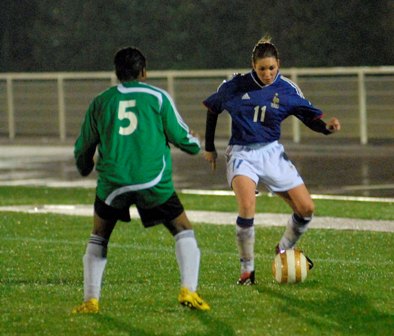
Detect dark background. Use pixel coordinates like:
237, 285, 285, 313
1, 0, 393, 72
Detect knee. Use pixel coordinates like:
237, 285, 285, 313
238, 198, 256, 216
296, 200, 315, 218
164, 212, 192, 236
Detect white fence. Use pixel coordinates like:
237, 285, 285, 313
0, 66, 393, 144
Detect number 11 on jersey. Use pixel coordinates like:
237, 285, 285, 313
253, 105, 266, 123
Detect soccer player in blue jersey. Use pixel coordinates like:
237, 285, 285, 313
72, 47, 209, 313
203, 35, 341, 285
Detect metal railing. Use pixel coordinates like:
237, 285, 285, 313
0, 66, 393, 144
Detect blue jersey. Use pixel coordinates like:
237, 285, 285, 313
203, 71, 325, 145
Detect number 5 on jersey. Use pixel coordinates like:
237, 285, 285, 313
118, 100, 137, 135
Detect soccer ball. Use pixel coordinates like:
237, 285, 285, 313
272, 249, 311, 284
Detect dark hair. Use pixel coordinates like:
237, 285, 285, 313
251, 35, 279, 64
114, 47, 146, 82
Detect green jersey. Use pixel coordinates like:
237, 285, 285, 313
74, 80, 200, 207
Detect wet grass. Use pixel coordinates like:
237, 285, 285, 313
0, 213, 393, 335
0, 186, 393, 335
0, 186, 393, 220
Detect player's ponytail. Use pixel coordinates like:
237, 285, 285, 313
252, 34, 279, 63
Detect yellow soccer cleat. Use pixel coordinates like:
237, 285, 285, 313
71, 298, 99, 314
178, 287, 210, 311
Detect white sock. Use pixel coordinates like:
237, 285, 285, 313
175, 230, 200, 292
83, 234, 108, 301
279, 214, 311, 250
236, 224, 255, 273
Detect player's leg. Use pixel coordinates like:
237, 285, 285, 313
138, 193, 209, 310
259, 142, 313, 253
166, 212, 209, 311
232, 175, 257, 285
83, 213, 116, 298
165, 211, 200, 291
276, 184, 315, 252
72, 197, 120, 314
72, 214, 116, 314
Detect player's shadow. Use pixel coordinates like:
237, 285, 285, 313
94, 310, 236, 336
95, 314, 162, 336
193, 311, 237, 336
255, 283, 393, 334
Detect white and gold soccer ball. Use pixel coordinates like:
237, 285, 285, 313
272, 249, 312, 284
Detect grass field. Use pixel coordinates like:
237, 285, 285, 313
0, 186, 393, 336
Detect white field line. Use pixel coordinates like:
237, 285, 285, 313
181, 189, 394, 203
0, 204, 393, 232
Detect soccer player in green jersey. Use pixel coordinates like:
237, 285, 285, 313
72, 47, 210, 313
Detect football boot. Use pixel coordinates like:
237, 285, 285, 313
237, 270, 255, 285
71, 298, 99, 314
178, 287, 210, 311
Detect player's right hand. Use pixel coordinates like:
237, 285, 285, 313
203, 151, 217, 171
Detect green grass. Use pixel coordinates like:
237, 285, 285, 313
0, 186, 393, 220
0, 186, 393, 335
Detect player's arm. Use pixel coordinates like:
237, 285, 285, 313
74, 103, 99, 176
202, 85, 227, 171
161, 94, 201, 155
292, 97, 341, 135
205, 109, 218, 152
301, 115, 332, 135
289, 86, 341, 135
203, 109, 218, 170
74, 144, 96, 176
298, 111, 341, 135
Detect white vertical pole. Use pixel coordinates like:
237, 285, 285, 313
290, 70, 300, 143
57, 75, 66, 141
167, 73, 175, 101
110, 74, 117, 86
358, 70, 368, 145
6, 76, 15, 139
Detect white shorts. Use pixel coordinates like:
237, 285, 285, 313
225, 141, 304, 193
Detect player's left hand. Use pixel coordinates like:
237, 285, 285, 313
189, 130, 200, 139
327, 117, 341, 133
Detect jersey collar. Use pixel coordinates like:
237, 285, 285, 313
121, 80, 141, 87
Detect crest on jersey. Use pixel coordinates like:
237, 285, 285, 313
271, 93, 280, 109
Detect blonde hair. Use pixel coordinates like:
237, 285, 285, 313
256, 34, 272, 44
